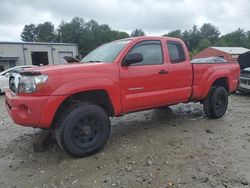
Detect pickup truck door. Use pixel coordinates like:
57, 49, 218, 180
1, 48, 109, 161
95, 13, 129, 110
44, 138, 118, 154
119, 40, 170, 112
165, 40, 193, 103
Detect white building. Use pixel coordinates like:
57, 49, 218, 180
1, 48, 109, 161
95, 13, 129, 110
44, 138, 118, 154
0, 42, 78, 71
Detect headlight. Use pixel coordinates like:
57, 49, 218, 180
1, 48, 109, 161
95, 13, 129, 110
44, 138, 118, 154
18, 75, 48, 93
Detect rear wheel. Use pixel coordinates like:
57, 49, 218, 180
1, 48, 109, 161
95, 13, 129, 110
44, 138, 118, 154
55, 103, 111, 158
203, 86, 228, 119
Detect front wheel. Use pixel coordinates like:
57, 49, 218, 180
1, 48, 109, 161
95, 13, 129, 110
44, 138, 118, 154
55, 103, 111, 158
203, 86, 228, 119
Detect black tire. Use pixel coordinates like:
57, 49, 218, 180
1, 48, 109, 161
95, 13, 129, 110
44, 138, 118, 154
55, 103, 111, 158
203, 86, 228, 119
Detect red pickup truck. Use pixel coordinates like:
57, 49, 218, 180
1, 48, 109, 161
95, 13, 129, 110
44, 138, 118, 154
5, 36, 240, 157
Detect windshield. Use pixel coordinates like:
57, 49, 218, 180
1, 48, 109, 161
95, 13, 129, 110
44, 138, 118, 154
81, 39, 131, 63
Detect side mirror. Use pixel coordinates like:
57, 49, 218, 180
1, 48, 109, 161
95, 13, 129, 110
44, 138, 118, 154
122, 53, 143, 66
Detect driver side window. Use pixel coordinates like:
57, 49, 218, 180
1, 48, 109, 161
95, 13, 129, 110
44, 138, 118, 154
128, 41, 163, 65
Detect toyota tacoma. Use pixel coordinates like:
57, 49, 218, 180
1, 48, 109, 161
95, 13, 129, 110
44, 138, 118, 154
5, 37, 240, 157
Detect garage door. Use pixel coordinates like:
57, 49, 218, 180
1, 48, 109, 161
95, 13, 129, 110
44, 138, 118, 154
58, 52, 73, 64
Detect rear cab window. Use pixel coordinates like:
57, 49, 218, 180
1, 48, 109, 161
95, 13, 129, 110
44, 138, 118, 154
167, 41, 186, 63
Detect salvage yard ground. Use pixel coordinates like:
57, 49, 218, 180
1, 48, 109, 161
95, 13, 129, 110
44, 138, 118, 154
0, 94, 249, 188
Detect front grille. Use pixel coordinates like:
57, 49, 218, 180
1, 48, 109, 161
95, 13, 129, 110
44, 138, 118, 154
240, 78, 250, 85
241, 73, 250, 78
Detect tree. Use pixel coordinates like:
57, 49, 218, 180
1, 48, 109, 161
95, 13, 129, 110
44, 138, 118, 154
21, 18, 250, 57
246, 31, 250, 48
131, 29, 145, 37
219, 28, 247, 47
197, 39, 211, 51
36, 22, 56, 42
113, 31, 129, 40
163, 30, 182, 38
199, 23, 220, 44
57, 17, 129, 56
58, 17, 86, 44
182, 30, 191, 50
188, 25, 202, 52
214, 37, 229, 47
20, 24, 37, 42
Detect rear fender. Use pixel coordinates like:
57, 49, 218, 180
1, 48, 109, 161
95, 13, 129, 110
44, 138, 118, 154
200, 70, 230, 99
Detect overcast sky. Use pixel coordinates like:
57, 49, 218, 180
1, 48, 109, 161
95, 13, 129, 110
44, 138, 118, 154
0, 0, 250, 41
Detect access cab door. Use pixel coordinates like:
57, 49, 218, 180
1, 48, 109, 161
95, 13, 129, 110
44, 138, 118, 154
119, 40, 170, 112
165, 40, 193, 103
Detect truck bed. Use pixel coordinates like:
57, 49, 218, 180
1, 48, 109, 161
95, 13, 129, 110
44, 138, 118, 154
191, 62, 240, 101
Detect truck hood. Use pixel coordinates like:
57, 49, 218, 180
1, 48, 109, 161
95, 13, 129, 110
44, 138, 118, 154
238, 51, 250, 70
27, 62, 110, 75
13, 62, 119, 96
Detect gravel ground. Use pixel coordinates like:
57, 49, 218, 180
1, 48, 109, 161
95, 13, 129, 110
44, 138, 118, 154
0, 94, 249, 188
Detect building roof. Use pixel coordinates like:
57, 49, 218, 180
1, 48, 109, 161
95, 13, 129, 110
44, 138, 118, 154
211, 47, 250, 54
0, 41, 77, 46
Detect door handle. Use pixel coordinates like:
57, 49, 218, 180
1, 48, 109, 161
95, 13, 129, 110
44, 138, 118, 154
159, 69, 168, 74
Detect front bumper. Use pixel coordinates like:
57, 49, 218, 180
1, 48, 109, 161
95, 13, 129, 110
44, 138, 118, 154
5, 91, 68, 128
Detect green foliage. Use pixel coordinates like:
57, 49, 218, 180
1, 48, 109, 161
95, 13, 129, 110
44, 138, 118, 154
246, 31, 250, 49
21, 17, 129, 56
188, 25, 202, 52
163, 30, 182, 38
36, 22, 56, 42
131, 29, 145, 37
218, 28, 247, 47
197, 39, 211, 51
56, 17, 130, 55
21, 22, 56, 42
163, 24, 250, 56
199, 23, 220, 44
21, 19, 250, 57
20, 24, 37, 42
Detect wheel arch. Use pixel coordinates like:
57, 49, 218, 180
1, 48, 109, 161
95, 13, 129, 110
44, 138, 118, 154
203, 76, 230, 99
211, 77, 229, 92
51, 89, 114, 129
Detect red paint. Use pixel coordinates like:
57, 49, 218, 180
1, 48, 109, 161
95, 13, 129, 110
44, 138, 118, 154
5, 36, 240, 129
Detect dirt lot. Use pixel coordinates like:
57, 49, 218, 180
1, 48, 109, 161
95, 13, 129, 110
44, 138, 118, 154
0, 94, 249, 188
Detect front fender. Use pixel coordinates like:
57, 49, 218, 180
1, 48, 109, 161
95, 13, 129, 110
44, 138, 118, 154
51, 78, 121, 115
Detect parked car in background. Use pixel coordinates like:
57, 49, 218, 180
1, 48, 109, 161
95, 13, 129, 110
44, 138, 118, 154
238, 51, 250, 94
0, 65, 37, 93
